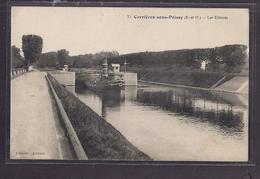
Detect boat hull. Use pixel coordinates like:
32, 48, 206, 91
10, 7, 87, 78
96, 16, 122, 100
85, 81, 125, 92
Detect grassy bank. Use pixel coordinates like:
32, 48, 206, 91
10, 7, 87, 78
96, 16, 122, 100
141, 71, 223, 88
127, 66, 225, 88
48, 74, 151, 160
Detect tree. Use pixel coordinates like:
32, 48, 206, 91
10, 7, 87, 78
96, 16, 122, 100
22, 34, 43, 70
57, 49, 70, 67
223, 45, 247, 72
11, 45, 24, 69
37, 52, 59, 68
212, 45, 247, 72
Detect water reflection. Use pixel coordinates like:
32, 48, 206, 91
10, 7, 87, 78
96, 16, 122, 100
136, 89, 245, 136
75, 83, 248, 161
75, 87, 125, 118
100, 90, 125, 118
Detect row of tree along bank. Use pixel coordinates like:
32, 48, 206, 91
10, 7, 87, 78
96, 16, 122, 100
12, 34, 248, 88
108, 44, 248, 73
36, 44, 248, 88
12, 37, 248, 73
13, 34, 247, 74
35, 44, 247, 73
47, 74, 151, 160
12, 34, 248, 74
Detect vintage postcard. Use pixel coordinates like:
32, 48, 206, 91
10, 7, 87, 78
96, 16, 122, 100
10, 6, 249, 161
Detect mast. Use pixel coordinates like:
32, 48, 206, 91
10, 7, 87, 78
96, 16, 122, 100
124, 59, 129, 73
102, 58, 108, 78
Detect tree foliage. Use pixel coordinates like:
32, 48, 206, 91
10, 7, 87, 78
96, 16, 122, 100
37, 52, 59, 67
22, 34, 43, 68
108, 44, 248, 73
37, 44, 247, 73
37, 50, 119, 68
11, 45, 24, 69
57, 49, 70, 67
71, 51, 119, 68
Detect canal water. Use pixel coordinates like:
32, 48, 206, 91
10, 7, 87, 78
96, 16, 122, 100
74, 83, 248, 161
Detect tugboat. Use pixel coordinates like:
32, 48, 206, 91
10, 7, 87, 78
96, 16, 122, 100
85, 58, 125, 92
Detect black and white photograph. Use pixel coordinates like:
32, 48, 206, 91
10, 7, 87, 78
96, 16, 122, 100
10, 7, 249, 161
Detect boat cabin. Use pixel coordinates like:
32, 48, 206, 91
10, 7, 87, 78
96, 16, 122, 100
111, 64, 120, 73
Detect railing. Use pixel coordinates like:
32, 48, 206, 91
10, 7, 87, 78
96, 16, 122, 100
11, 68, 27, 78
45, 73, 88, 160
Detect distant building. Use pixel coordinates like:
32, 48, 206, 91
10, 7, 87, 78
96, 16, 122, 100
111, 63, 137, 86
111, 64, 120, 73
28, 65, 34, 71
200, 60, 208, 70
63, 65, 69, 71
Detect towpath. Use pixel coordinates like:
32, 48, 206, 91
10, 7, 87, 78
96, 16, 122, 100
10, 71, 74, 160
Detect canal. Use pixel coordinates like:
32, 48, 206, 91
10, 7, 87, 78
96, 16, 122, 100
74, 82, 248, 161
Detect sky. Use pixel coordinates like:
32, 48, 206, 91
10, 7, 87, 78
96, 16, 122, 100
11, 7, 249, 56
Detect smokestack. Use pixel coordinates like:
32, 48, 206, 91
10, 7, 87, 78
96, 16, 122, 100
102, 58, 108, 78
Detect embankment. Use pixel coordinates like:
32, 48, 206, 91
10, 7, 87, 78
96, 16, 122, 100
47, 74, 151, 160
135, 67, 226, 88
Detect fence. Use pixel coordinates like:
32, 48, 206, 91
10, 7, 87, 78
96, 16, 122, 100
11, 68, 26, 78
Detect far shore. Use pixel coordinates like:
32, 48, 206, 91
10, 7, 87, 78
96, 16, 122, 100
138, 80, 248, 96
